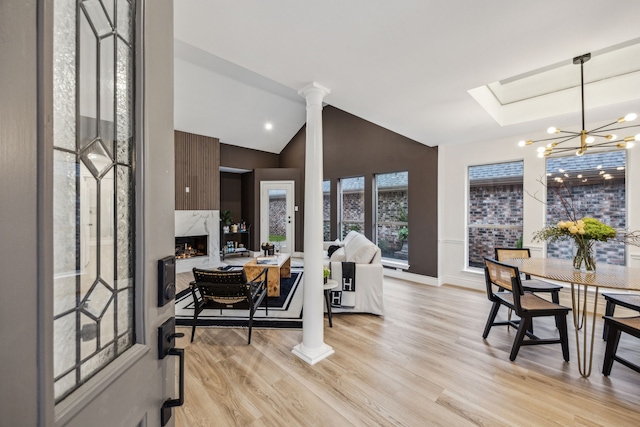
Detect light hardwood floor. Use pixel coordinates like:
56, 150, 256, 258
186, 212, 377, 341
174, 272, 640, 426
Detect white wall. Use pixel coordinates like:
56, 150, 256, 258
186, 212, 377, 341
438, 126, 640, 291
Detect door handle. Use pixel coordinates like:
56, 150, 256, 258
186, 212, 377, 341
161, 348, 184, 426
158, 318, 185, 426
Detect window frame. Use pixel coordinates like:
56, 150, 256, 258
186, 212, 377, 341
467, 160, 524, 269
374, 171, 409, 266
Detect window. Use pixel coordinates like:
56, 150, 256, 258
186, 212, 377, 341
53, 0, 136, 402
375, 171, 408, 262
339, 176, 365, 238
468, 161, 524, 268
545, 151, 626, 265
323, 180, 331, 241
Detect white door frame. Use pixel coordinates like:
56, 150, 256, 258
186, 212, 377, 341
260, 181, 295, 254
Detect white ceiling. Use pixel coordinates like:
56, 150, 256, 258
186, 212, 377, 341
173, 0, 640, 154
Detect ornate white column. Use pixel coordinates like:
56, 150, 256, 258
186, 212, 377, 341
292, 82, 335, 364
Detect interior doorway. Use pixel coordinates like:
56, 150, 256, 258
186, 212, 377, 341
260, 181, 295, 254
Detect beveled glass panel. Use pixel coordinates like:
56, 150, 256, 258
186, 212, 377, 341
53, 150, 77, 314
82, 0, 113, 37
103, 0, 115, 23
79, 163, 98, 298
117, 288, 132, 334
80, 312, 98, 359
117, 0, 133, 43
79, 12, 97, 149
53, 312, 77, 377
100, 35, 115, 157
83, 140, 113, 177
116, 138, 133, 166
116, 38, 133, 164
100, 169, 115, 286
53, 0, 76, 150
54, 275, 77, 317
117, 333, 132, 356
100, 299, 116, 345
81, 344, 115, 381
84, 280, 113, 319
116, 165, 133, 284
54, 372, 76, 402
54, 0, 136, 403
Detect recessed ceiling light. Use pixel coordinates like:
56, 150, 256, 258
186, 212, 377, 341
265, 123, 273, 130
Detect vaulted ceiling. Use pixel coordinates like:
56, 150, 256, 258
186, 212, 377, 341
174, 1, 640, 154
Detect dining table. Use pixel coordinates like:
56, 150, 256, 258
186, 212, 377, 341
502, 257, 640, 378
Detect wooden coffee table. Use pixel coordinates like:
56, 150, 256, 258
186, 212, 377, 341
243, 253, 291, 297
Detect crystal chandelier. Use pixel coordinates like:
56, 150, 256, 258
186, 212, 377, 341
518, 53, 640, 157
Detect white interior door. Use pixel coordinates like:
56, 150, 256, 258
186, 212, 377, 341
260, 181, 295, 254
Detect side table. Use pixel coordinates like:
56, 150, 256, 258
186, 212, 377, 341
324, 279, 339, 327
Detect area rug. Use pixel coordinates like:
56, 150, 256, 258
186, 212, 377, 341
175, 267, 303, 329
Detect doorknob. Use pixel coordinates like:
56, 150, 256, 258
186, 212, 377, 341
158, 318, 185, 426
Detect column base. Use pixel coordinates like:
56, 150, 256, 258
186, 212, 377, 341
292, 342, 334, 365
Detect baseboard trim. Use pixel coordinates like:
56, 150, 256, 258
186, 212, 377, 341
384, 269, 439, 286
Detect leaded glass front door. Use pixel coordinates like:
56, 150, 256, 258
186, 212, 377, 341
53, 0, 136, 403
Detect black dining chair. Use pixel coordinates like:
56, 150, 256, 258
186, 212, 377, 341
190, 267, 268, 344
494, 248, 563, 304
602, 316, 640, 376
601, 293, 640, 340
483, 257, 571, 361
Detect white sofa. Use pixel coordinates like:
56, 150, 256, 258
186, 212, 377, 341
323, 231, 384, 316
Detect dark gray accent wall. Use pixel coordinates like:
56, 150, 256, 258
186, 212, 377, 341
220, 143, 280, 170
220, 172, 243, 223
280, 106, 438, 277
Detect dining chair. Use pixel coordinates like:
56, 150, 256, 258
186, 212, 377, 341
601, 293, 640, 340
494, 248, 562, 304
190, 267, 268, 344
602, 316, 640, 376
483, 258, 571, 361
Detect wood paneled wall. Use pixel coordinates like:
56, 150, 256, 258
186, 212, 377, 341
175, 130, 220, 210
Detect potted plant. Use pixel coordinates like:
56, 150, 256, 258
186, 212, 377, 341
323, 267, 331, 284
220, 210, 232, 233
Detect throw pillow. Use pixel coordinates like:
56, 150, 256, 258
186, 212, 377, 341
348, 243, 377, 264
327, 245, 341, 257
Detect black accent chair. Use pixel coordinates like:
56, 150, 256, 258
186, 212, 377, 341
494, 248, 563, 304
602, 316, 640, 376
190, 267, 268, 344
483, 258, 571, 361
602, 294, 640, 339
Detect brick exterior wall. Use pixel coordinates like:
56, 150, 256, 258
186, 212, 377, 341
546, 179, 626, 265
468, 183, 523, 267
466, 178, 627, 268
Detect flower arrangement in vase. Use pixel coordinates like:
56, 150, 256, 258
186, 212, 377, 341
530, 179, 640, 271
533, 217, 615, 271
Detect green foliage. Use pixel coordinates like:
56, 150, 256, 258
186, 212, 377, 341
533, 217, 616, 245
397, 206, 408, 222
220, 210, 233, 225
516, 235, 523, 249
269, 234, 286, 242
398, 226, 408, 241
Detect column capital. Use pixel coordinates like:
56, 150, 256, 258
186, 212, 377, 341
298, 82, 331, 105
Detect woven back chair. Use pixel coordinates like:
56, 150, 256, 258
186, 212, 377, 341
494, 247, 562, 304
483, 258, 571, 362
190, 267, 268, 344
